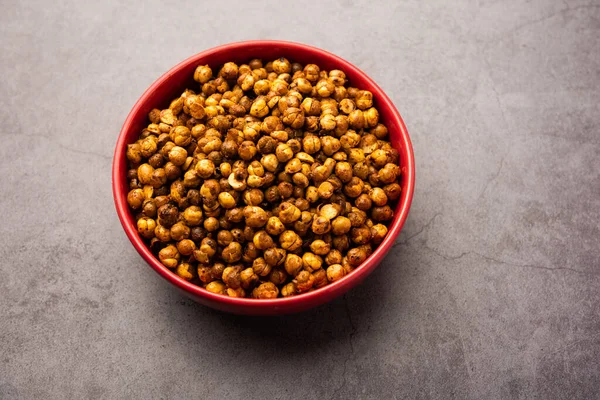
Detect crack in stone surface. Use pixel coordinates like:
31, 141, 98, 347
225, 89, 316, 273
331, 295, 357, 399
478, 156, 505, 200
393, 213, 442, 249
424, 245, 596, 276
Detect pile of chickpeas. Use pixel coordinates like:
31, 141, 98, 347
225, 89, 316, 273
126, 57, 402, 299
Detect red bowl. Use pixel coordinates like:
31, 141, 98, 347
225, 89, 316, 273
112, 40, 415, 315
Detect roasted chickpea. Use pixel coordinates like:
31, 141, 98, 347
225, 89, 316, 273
137, 217, 156, 239
197, 265, 214, 284
253, 230, 275, 251
275, 143, 294, 162
312, 215, 331, 235
278, 202, 301, 224
284, 253, 304, 276
279, 230, 303, 251
252, 282, 279, 299
158, 245, 180, 268
281, 282, 297, 297
266, 216, 285, 236
383, 183, 402, 201
317, 181, 335, 200
355, 193, 372, 211
264, 248, 286, 267
347, 247, 368, 267
294, 270, 315, 293
252, 257, 272, 277
351, 225, 372, 245
326, 264, 346, 282
206, 280, 227, 294
331, 216, 352, 235
294, 211, 314, 234
127, 189, 145, 209
240, 268, 259, 289
372, 205, 394, 222
221, 265, 242, 289
203, 216, 219, 232
244, 206, 268, 228
194, 65, 213, 84
309, 239, 331, 255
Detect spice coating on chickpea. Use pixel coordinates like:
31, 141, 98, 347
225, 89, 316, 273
125, 57, 403, 298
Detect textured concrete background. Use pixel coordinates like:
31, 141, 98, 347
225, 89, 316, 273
1, 0, 599, 399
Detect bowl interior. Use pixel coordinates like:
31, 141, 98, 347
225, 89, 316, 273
113, 41, 414, 314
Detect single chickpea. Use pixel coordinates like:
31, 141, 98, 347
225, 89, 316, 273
252, 282, 279, 299
317, 181, 335, 200
240, 268, 259, 290
351, 225, 372, 245
227, 287, 246, 297
157, 204, 179, 228
272, 57, 292, 74
203, 217, 219, 232
158, 245, 180, 268
205, 280, 227, 294
343, 177, 364, 198
278, 202, 301, 224
364, 107, 379, 128
331, 216, 352, 235
252, 257, 272, 277
222, 265, 242, 289
137, 163, 154, 185
194, 65, 213, 84
288, 210, 309, 232
302, 135, 321, 154
347, 208, 366, 228
170, 222, 190, 241
176, 239, 196, 256
309, 240, 331, 255
266, 216, 285, 236
284, 253, 304, 276
253, 230, 275, 251
282, 107, 305, 129
237, 140, 257, 161
275, 143, 294, 162
126, 143, 142, 164
355, 193, 373, 211
137, 217, 156, 239
279, 230, 303, 251
311, 215, 331, 235
326, 264, 346, 282
281, 282, 297, 297
269, 268, 288, 286
347, 247, 368, 267
127, 189, 145, 209
264, 248, 287, 268
325, 249, 343, 266
316, 79, 335, 97
383, 183, 402, 201
197, 265, 214, 284
319, 114, 336, 131
348, 110, 365, 130
318, 203, 341, 220
372, 205, 394, 222
250, 96, 269, 117
176, 263, 196, 281
243, 206, 268, 228
294, 270, 315, 293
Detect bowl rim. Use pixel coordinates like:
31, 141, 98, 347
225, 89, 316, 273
112, 40, 415, 310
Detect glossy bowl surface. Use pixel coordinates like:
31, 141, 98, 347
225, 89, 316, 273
112, 40, 415, 315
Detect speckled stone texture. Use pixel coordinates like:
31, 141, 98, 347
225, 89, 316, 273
1, 0, 599, 399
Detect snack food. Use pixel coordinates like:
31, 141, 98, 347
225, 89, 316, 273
125, 58, 402, 298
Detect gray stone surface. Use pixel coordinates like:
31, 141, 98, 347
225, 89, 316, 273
1, 0, 599, 398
